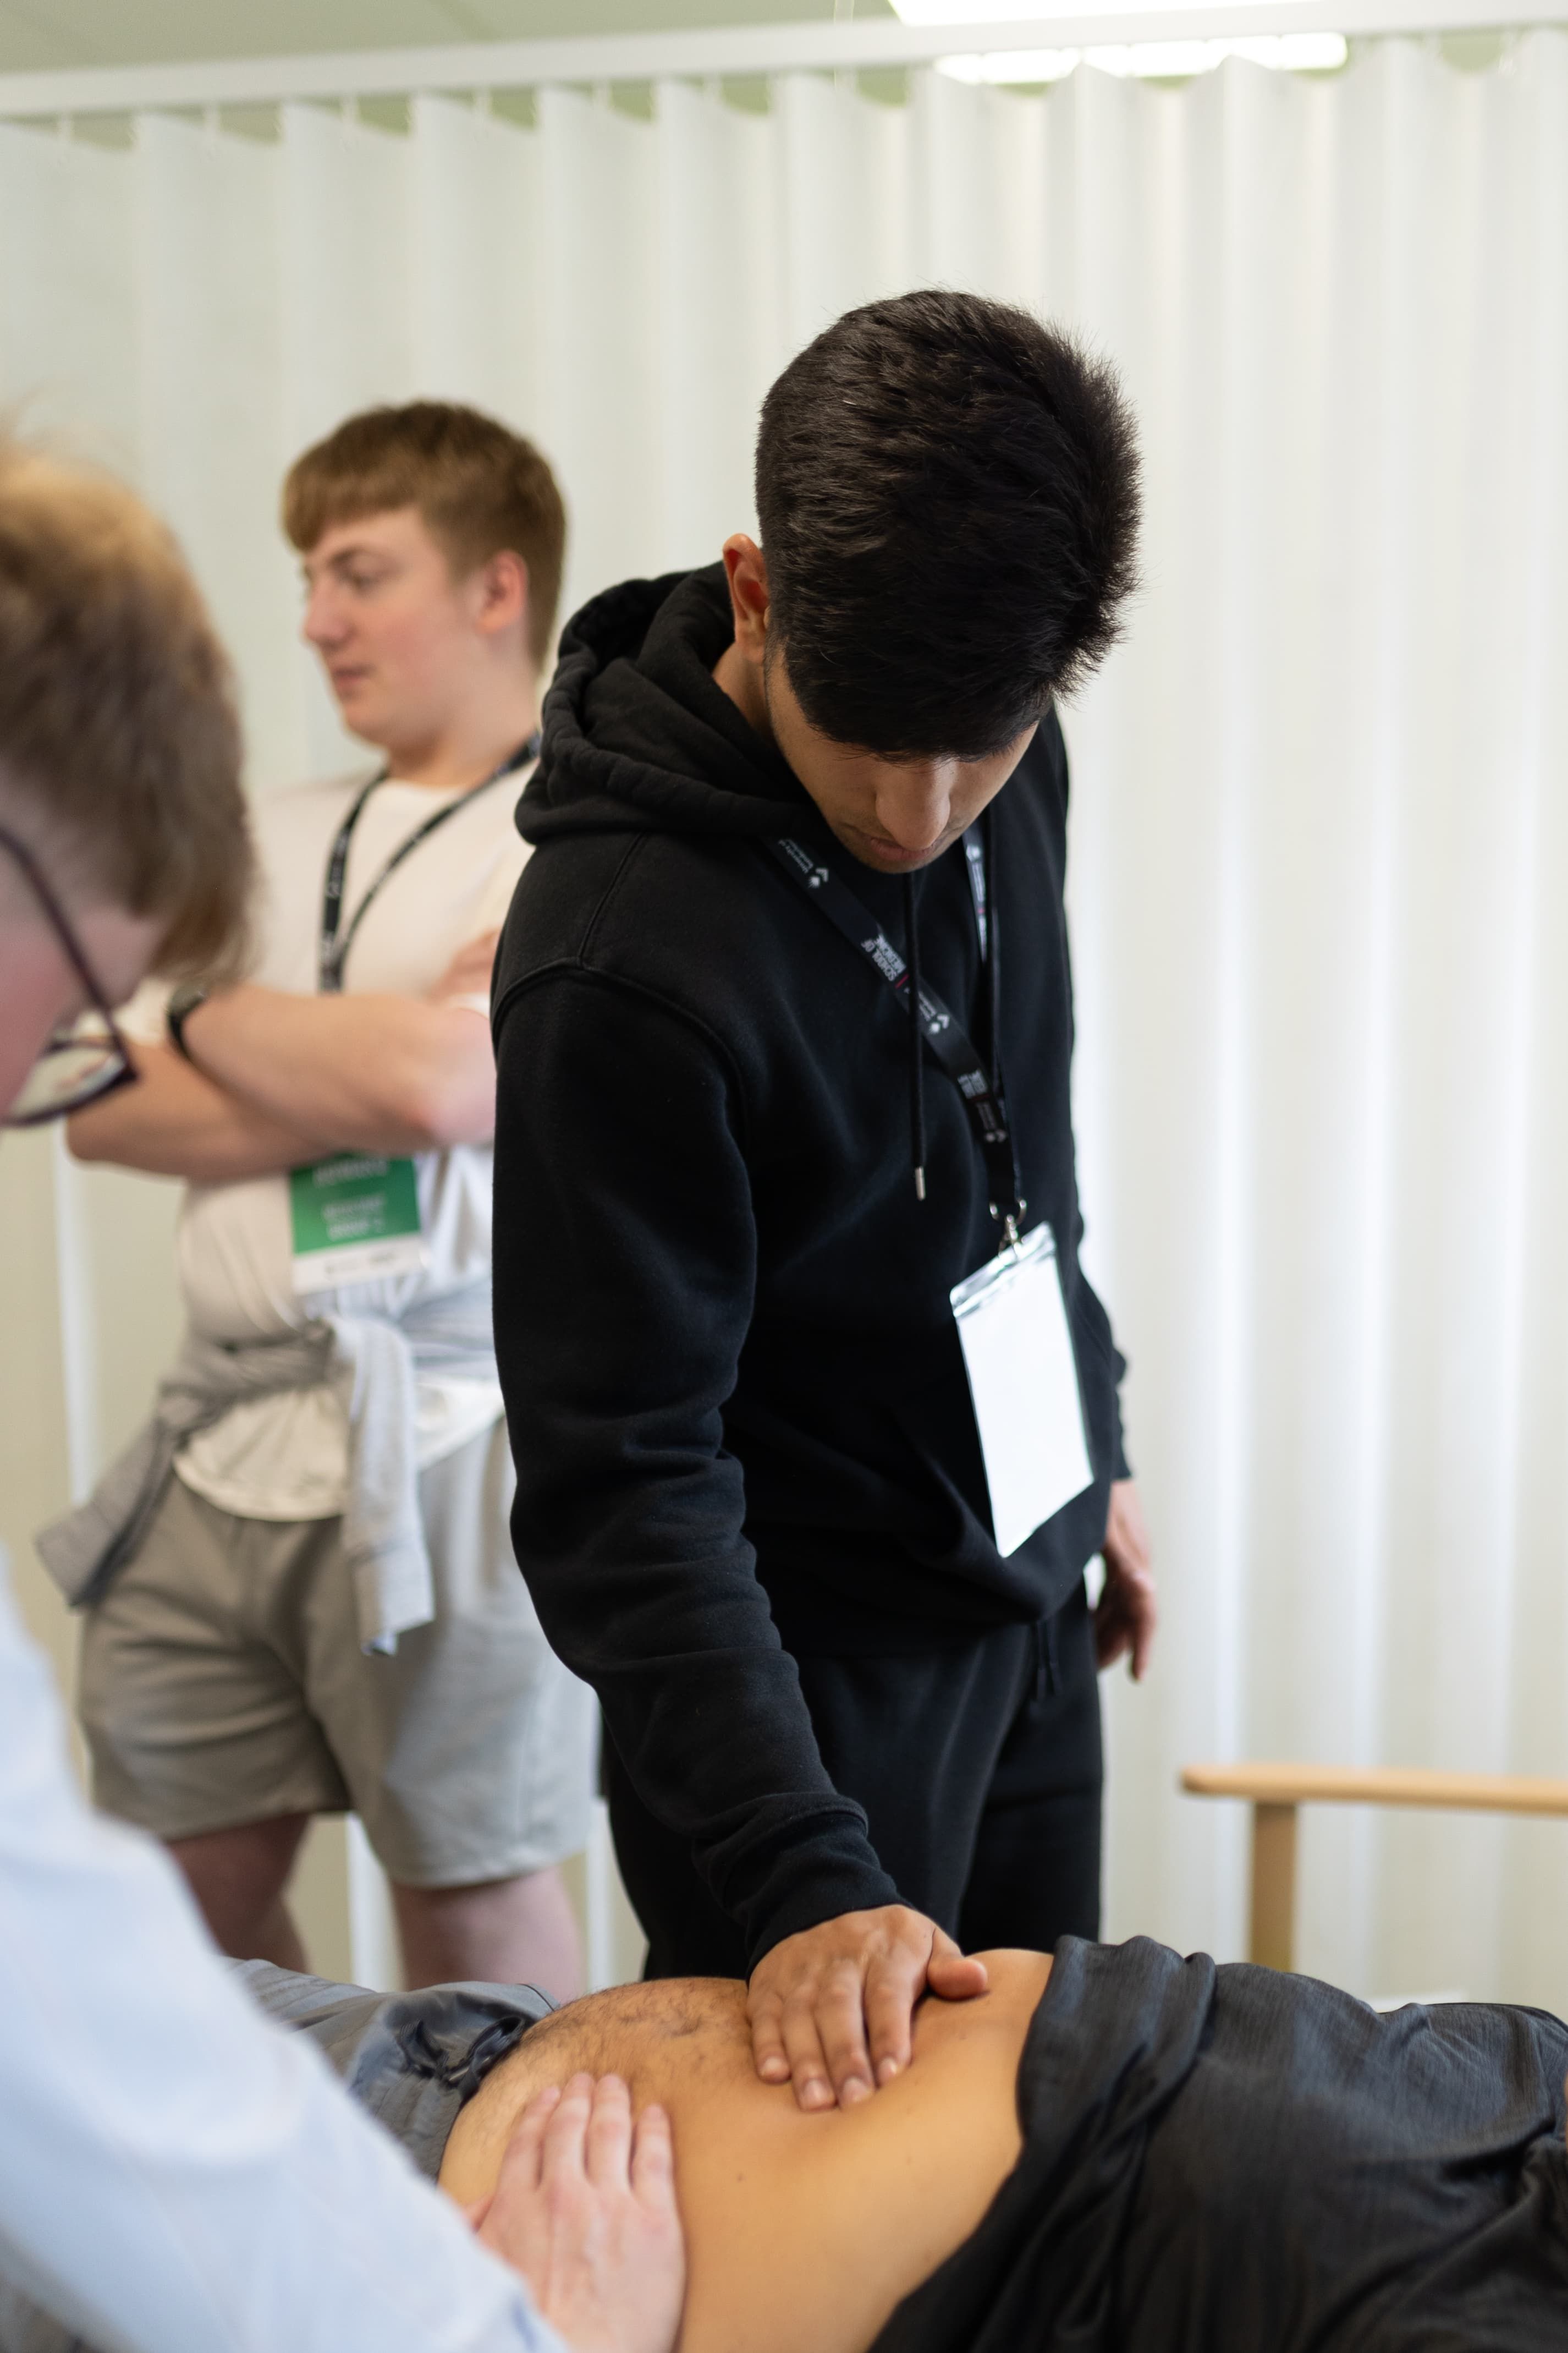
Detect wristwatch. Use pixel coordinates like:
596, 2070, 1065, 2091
165, 981, 211, 1063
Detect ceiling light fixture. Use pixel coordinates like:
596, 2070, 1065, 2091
894, 0, 1192, 20
937, 31, 1349, 75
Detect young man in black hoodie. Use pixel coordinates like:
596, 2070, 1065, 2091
491, 291, 1152, 2117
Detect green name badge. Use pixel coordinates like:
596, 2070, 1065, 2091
288, 1153, 428, 1295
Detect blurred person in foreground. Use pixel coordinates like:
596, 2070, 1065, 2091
0, 438, 681, 2353
55, 403, 596, 1998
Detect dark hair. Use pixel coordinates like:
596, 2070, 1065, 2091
0, 441, 252, 978
755, 291, 1141, 758
283, 401, 568, 666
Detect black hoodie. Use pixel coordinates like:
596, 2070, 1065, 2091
491, 564, 1129, 1967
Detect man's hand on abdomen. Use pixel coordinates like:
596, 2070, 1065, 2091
747, 1906, 989, 2111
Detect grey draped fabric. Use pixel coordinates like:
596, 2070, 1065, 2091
230, 1962, 554, 2181
35, 1285, 496, 1653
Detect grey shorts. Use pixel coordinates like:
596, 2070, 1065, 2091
78, 1418, 599, 1886
0, 1964, 554, 2353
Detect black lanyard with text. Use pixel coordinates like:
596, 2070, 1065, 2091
764, 831, 1025, 1235
318, 735, 538, 994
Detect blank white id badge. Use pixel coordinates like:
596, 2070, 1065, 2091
951, 1222, 1093, 1556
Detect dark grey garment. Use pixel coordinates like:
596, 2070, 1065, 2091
0, 1963, 554, 2352
870, 1935, 1568, 2353
231, 1961, 555, 2181
0, 2275, 82, 2353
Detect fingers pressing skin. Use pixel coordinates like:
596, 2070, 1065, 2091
583, 2072, 634, 2187
477, 2075, 686, 2353
920, 1929, 990, 2001
861, 1934, 933, 2088
630, 2101, 675, 2206
789, 1955, 870, 2108
751, 1997, 791, 2085
773, 1982, 835, 2111
868, 1928, 988, 2084
493, 2081, 562, 2201
540, 2073, 598, 2188
747, 1905, 989, 2112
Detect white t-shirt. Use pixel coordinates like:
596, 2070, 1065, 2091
132, 766, 530, 1522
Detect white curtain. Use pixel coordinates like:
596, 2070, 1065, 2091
3, 39, 1566, 2006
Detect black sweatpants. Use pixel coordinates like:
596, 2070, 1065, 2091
607, 1581, 1103, 1979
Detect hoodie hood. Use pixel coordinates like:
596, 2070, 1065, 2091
518, 563, 816, 847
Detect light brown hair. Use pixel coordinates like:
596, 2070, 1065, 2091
0, 442, 251, 977
282, 401, 568, 666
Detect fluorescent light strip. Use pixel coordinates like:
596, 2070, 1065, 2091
897, 0, 1200, 19
938, 29, 1348, 70
939, 44, 1081, 73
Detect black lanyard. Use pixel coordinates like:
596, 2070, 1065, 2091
764, 830, 1025, 1237
318, 735, 538, 994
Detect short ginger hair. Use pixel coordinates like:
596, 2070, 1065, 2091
282, 401, 568, 667
0, 442, 251, 977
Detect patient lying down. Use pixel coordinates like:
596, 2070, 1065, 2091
438, 1939, 1568, 2353
16, 1938, 1561, 2353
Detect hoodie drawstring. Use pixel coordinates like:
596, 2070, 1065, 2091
903, 873, 927, 1200
982, 802, 1002, 1098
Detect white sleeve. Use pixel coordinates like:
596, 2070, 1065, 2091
434, 840, 532, 1017
116, 977, 171, 1048
474, 838, 531, 937
0, 1555, 568, 2353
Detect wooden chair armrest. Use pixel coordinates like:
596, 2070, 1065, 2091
1181, 1762, 1568, 1817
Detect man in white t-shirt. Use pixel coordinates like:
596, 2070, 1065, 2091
59, 402, 598, 1996
0, 437, 680, 2353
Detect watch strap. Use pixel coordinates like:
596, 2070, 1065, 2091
166, 981, 210, 1063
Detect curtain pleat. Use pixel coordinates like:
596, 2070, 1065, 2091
2, 41, 1566, 2005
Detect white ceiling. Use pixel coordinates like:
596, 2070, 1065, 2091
0, 0, 894, 75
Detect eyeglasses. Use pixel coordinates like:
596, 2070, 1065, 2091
1, 821, 140, 1128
